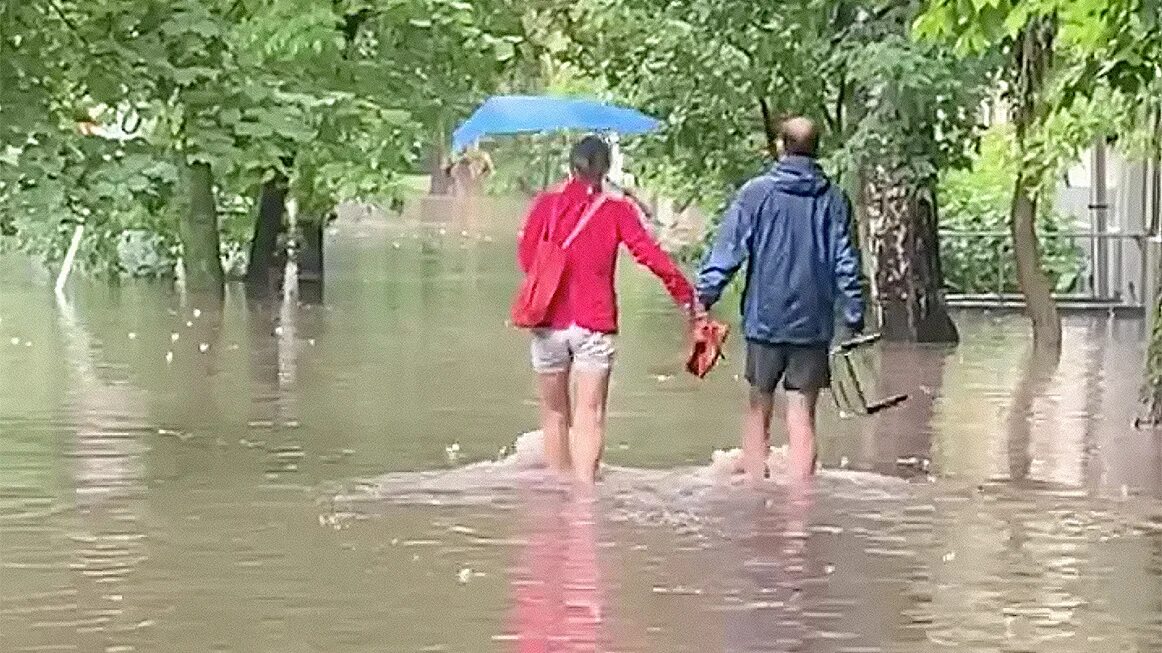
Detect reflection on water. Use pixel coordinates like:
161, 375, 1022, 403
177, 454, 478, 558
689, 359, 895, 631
506, 492, 604, 652
2, 197, 1162, 651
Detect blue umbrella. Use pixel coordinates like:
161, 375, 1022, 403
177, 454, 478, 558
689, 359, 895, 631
451, 95, 662, 153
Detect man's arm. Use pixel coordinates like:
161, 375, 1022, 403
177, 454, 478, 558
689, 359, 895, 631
694, 181, 761, 310
831, 190, 864, 331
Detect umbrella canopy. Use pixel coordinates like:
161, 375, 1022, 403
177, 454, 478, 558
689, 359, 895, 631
451, 95, 662, 153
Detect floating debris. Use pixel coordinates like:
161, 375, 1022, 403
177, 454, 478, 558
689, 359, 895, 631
165, 351, 174, 364
193, 308, 202, 318
127, 332, 137, 340
308, 338, 316, 346
895, 456, 930, 472
186, 320, 193, 328
654, 374, 672, 383
170, 332, 180, 342
198, 343, 209, 353
652, 585, 703, 596
457, 567, 472, 584
9, 337, 19, 346
942, 551, 956, 562
445, 442, 461, 462
273, 326, 284, 336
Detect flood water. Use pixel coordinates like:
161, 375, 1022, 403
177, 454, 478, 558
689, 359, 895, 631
2, 197, 1162, 652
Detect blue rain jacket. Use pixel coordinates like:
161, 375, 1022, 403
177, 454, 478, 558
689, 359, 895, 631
695, 155, 863, 346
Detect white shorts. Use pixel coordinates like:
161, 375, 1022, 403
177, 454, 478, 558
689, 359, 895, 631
530, 325, 616, 374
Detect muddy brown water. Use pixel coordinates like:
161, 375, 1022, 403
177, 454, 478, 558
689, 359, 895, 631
2, 198, 1161, 652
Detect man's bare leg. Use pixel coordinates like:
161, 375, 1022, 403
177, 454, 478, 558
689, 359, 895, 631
785, 389, 819, 481
571, 368, 611, 486
537, 370, 572, 475
742, 388, 774, 483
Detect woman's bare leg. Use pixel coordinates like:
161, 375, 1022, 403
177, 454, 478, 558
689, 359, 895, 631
571, 368, 611, 486
537, 370, 572, 475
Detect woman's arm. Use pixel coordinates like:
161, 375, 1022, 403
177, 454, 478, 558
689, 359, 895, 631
615, 201, 694, 309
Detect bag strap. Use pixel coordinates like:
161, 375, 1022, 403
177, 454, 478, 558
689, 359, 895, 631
561, 194, 608, 250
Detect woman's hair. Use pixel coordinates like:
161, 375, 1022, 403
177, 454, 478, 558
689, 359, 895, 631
569, 135, 611, 187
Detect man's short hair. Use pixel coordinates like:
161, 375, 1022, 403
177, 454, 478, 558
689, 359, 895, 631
779, 117, 819, 157
570, 135, 611, 183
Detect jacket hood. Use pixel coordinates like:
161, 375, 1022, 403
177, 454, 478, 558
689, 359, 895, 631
769, 155, 831, 197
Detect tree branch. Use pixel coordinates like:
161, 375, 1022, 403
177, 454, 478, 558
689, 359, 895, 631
759, 97, 779, 157
44, 0, 81, 38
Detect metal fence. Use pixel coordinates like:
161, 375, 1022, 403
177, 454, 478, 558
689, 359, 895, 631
938, 230, 1153, 310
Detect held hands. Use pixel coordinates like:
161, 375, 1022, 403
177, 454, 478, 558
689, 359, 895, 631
685, 301, 709, 324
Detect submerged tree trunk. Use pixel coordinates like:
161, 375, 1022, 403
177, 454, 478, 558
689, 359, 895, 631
1010, 174, 1062, 352
1006, 343, 1061, 482
1143, 249, 1162, 426
297, 217, 324, 304
181, 161, 224, 295
245, 175, 288, 292
865, 166, 959, 343
868, 344, 947, 477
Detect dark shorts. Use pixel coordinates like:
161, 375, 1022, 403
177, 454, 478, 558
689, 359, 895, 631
745, 341, 830, 394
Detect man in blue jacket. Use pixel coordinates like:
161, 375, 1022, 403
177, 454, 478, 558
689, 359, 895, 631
696, 117, 864, 482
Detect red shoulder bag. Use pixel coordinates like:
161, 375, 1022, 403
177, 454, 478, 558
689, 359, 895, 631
510, 194, 607, 329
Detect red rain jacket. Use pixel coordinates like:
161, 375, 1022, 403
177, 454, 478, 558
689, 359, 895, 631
517, 178, 694, 333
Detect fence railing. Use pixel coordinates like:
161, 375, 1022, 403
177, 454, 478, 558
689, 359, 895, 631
937, 230, 1152, 309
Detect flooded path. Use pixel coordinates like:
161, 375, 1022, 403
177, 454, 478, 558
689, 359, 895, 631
2, 198, 1161, 651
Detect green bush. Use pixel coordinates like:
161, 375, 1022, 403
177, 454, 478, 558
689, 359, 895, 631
938, 125, 1084, 294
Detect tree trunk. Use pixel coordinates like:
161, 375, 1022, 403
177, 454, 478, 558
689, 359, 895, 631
1008, 17, 1062, 353
1010, 173, 1062, 352
181, 161, 224, 295
1139, 108, 1162, 426
865, 166, 959, 343
427, 136, 453, 195
849, 167, 877, 315
758, 98, 779, 157
245, 175, 288, 292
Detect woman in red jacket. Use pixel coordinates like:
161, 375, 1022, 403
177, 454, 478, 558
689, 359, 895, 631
516, 136, 695, 486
